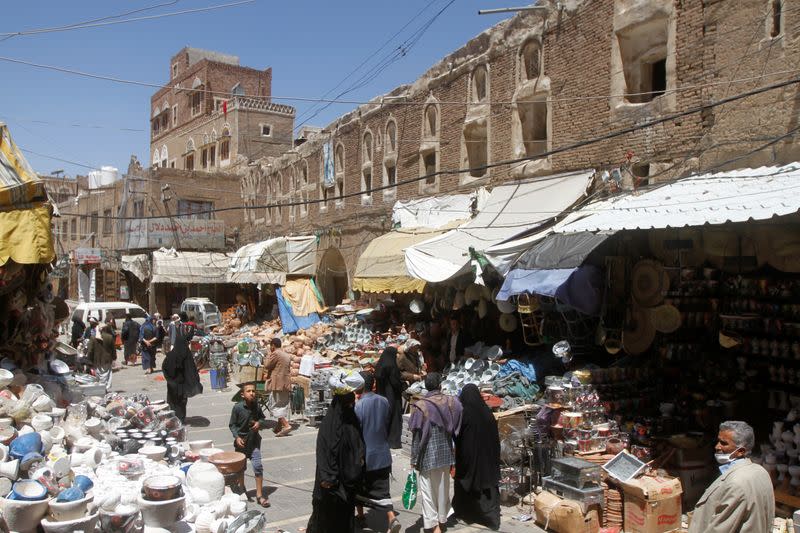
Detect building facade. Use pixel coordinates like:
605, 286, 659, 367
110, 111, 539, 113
149, 47, 295, 172
238, 0, 800, 304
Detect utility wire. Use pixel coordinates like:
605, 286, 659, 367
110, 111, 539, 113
52, 75, 800, 221
0, 0, 254, 38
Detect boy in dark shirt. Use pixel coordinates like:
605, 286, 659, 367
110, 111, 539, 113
229, 381, 270, 507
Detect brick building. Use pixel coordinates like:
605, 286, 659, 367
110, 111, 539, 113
238, 0, 800, 305
149, 47, 295, 172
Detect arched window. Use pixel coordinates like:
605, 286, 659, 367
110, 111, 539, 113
274, 172, 283, 223
186, 139, 195, 152
334, 142, 345, 202
185, 139, 195, 170
383, 118, 398, 197
385, 119, 397, 153
220, 126, 231, 161
420, 98, 440, 191
160, 145, 168, 168
471, 65, 488, 103
424, 105, 437, 138
519, 39, 542, 83
361, 131, 373, 202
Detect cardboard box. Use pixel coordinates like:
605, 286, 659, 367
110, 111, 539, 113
533, 490, 600, 533
620, 475, 682, 533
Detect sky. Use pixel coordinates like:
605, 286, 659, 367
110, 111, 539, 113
0, 0, 517, 178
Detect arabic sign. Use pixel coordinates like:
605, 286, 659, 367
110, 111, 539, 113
73, 248, 103, 265
124, 218, 225, 250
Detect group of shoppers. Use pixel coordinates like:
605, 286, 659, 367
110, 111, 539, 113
307, 351, 501, 533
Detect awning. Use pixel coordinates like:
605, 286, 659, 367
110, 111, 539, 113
392, 192, 476, 229
353, 225, 458, 294
228, 240, 286, 285
0, 123, 54, 266
151, 250, 232, 284
0, 204, 54, 266
497, 265, 603, 315
551, 164, 800, 233
121, 254, 151, 282
256, 236, 317, 278
0, 123, 47, 209
405, 170, 594, 283
515, 232, 614, 270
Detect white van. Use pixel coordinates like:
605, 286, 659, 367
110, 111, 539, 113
71, 302, 148, 331
180, 298, 221, 331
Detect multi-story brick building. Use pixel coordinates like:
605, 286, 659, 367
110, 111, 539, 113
149, 47, 295, 172
239, 0, 800, 304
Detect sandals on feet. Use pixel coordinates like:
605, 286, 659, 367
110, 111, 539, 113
258, 496, 271, 508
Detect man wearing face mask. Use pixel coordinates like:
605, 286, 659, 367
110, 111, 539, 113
689, 420, 774, 533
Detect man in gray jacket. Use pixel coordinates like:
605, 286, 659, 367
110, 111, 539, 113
689, 420, 774, 533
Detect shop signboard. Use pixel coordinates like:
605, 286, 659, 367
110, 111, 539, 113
73, 248, 102, 265
123, 218, 225, 250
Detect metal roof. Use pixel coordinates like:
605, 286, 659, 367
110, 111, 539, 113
557, 164, 800, 233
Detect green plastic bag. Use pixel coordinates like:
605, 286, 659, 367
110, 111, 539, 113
402, 470, 417, 510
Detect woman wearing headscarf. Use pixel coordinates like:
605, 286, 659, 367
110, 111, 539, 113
453, 384, 501, 530
161, 322, 203, 422
307, 371, 366, 533
375, 346, 406, 449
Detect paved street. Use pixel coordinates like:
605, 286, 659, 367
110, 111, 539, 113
110, 361, 545, 533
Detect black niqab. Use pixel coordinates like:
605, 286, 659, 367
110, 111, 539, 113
162, 333, 202, 398
374, 346, 406, 448
313, 393, 365, 503
455, 384, 500, 490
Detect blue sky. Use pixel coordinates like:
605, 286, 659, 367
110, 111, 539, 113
0, 0, 515, 177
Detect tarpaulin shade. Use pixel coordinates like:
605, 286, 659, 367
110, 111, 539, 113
498, 265, 603, 315
515, 232, 614, 270
151, 250, 232, 284
405, 170, 594, 283
120, 254, 151, 282
283, 278, 325, 315
353, 226, 458, 294
228, 240, 286, 285
257, 236, 316, 277
0, 204, 54, 266
392, 193, 475, 229
276, 286, 320, 334
0, 123, 47, 209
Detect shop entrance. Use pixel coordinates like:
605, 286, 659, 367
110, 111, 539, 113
317, 247, 348, 307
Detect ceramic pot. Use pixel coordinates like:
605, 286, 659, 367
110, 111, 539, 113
142, 475, 181, 501
10, 479, 47, 501
0, 459, 20, 480
606, 438, 625, 455
138, 445, 166, 462
40, 511, 98, 533
31, 415, 53, 432
0, 495, 51, 533
49, 493, 93, 521
197, 447, 225, 462
98, 505, 140, 533
185, 462, 224, 504
9, 433, 42, 460
208, 451, 246, 474
137, 494, 185, 528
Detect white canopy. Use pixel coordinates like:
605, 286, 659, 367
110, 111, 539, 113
404, 169, 594, 283
229, 236, 317, 285
151, 250, 231, 284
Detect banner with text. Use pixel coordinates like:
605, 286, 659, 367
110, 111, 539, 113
124, 218, 225, 250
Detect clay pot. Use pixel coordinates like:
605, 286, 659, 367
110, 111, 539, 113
0, 496, 51, 533
137, 494, 185, 528
208, 451, 246, 474
142, 475, 182, 501
40, 511, 98, 533
49, 493, 93, 521
606, 438, 625, 455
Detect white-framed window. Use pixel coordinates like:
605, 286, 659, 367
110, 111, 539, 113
160, 145, 168, 168
191, 89, 203, 117
518, 38, 542, 84
220, 126, 231, 161
274, 172, 283, 223
172, 63, 178, 79
231, 83, 245, 96
172, 104, 178, 127
470, 64, 488, 103
213, 97, 226, 113
361, 130, 374, 203
768, 0, 783, 38
300, 160, 309, 217
616, 20, 668, 104
462, 65, 491, 182
334, 142, 345, 207
319, 157, 329, 213
260, 124, 272, 137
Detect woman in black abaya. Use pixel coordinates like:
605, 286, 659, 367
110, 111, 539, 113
453, 384, 501, 530
374, 346, 406, 448
307, 387, 365, 533
161, 324, 202, 422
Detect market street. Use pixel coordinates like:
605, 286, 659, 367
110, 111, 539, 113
111, 361, 545, 533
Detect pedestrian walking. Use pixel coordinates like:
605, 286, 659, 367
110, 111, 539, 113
354, 371, 401, 533
409, 372, 462, 533
162, 322, 203, 423
139, 315, 158, 374
265, 337, 293, 436
70, 316, 85, 348
374, 346, 406, 449
307, 370, 365, 533
86, 323, 115, 392
120, 313, 141, 366
229, 381, 270, 507
452, 384, 501, 530
165, 313, 180, 354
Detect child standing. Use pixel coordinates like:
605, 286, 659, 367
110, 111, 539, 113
229, 381, 270, 507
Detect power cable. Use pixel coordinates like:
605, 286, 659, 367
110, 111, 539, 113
52, 75, 800, 221
0, 0, 255, 38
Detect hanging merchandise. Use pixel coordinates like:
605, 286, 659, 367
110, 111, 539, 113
499, 313, 518, 333
621, 306, 655, 355
648, 304, 681, 334
630, 260, 668, 308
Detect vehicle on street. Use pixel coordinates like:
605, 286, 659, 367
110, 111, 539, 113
180, 297, 221, 331
71, 302, 148, 331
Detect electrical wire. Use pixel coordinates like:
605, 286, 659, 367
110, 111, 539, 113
0, 1, 255, 38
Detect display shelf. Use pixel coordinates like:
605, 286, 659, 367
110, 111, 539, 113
774, 488, 800, 509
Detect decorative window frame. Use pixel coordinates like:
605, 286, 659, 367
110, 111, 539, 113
260, 123, 273, 137
461, 64, 492, 185
361, 129, 374, 205
334, 142, 346, 208
383, 117, 398, 201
